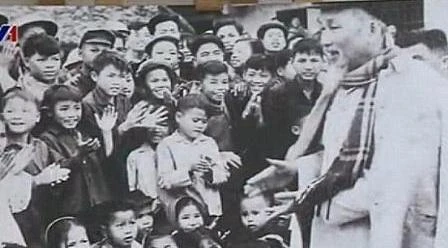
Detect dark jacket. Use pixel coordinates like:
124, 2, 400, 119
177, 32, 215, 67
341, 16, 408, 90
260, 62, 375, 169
39, 123, 111, 216
262, 78, 322, 159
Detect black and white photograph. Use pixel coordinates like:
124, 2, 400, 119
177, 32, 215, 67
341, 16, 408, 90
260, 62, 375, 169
0, 0, 447, 247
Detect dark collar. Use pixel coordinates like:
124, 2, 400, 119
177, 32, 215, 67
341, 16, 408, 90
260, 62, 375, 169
45, 123, 77, 137
91, 87, 114, 108
5, 134, 34, 151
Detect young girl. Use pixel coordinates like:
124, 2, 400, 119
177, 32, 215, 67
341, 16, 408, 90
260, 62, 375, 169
134, 62, 178, 107
39, 84, 115, 216
167, 196, 220, 248
45, 216, 90, 248
133, 62, 177, 128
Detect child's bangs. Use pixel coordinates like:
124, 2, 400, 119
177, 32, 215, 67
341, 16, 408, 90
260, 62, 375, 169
36, 42, 61, 57
1, 88, 39, 112
42, 85, 82, 109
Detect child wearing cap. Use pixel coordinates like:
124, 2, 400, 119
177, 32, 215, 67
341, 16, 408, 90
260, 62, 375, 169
147, 13, 181, 40
67, 28, 116, 97
19, 33, 62, 103
257, 23, 287, 54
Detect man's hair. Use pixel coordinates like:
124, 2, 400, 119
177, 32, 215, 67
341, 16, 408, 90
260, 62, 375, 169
244, 54, 276, 74
144, 35, 179, 56
147, 13, 179, 35
273, 49, 293, 70
190, 34, 225, 56
320, 6, 380, 22
196, 60, 228, 81
292, 38, 323, 57
1, 87, 39, 112
92, 50, 129, 74
96, 200, 136, 227
212, 16, 244, 35
399, 29, 448, 54
256, 23, 287, 40
22, 33, 60, 58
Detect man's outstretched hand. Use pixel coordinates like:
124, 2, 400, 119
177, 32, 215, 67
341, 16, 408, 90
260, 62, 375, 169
244, 158, 298, 197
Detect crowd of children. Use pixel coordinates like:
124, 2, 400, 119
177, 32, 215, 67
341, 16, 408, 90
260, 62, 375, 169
0, 8, 335, 248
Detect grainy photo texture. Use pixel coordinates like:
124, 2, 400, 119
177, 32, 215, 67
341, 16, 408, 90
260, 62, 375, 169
0, 1, 447, 248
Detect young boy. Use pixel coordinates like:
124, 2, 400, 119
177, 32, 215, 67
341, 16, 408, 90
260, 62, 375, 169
191, 34, 225, 66
126, 190, 160, 244
196, 61, 233, 150
230, 54, 275, 151
147, 13, 181, 40
68, 28, 116, 97
19, 33, 62, 103
257, 23, 288, 54
93, 200, 142, 248
262, 38, 323, 159
1, 88, 70, 247
212, 17, 244, 57
81, 50, 132, 139
236, 193, 289, 248
144, 36, 180, 75
156, 94, 229, 217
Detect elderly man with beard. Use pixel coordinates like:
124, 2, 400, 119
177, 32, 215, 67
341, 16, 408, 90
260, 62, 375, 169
245, 5, 448, 248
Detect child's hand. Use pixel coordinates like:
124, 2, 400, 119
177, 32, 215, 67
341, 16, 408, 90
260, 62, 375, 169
136, 106, 169, 129
76, 131, 101, 154
34, 163, 70, 186
0, 41, 18, 68
191, 162, 211, 174
9, 145, 34, 175
95, 105, 118, 132
65, 73, 82, 88
0, 145, 34, 180
242, 94, 262, 120
119, 101, 149, 132
191, 156, 213, 173
232, 81, 248, 97
158, 176, 172, 190
220, 151, 242, 170
162, 88, 176, 105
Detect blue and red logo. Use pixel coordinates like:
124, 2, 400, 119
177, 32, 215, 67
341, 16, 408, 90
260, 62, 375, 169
0, 25, 18, 42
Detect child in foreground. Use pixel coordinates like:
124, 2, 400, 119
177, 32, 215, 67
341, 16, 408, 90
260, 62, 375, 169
45, 216, 91, 248
156, 94, 229, 217
92, 200, 142, 248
